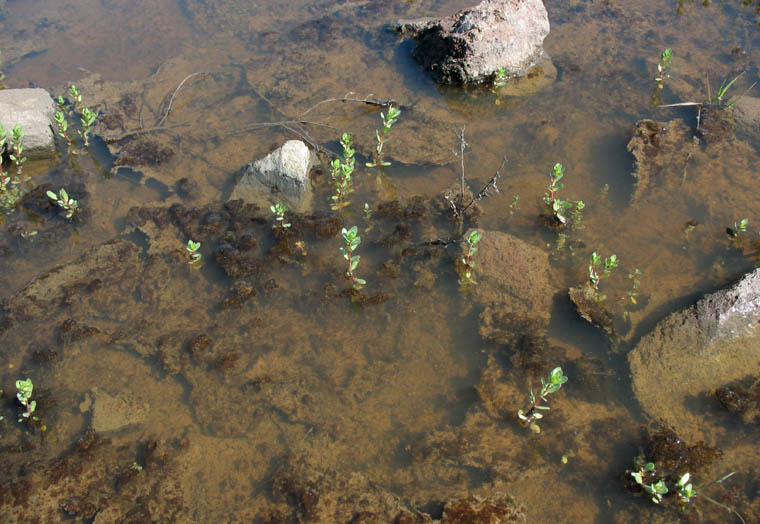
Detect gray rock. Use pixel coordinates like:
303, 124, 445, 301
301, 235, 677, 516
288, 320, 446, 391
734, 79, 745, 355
230, 140, 314, 212
0, 88, 57, 159
409, 0, 550, 85
628, 268, 760, 441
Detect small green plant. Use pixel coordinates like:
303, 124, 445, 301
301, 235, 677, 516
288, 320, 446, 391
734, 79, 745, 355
55, 111, 74, 149
727, 217, 748, 239
330, 133, 355, 209
363, 202, 374, 232
509, 194, 519, 214
270, 202, 291, 229
542, 163, 578, 226
588, 251, 618, 289
631, 462, 669, 504
79, 107, 97, 148
186, 239, 202, 267
493, 66, 508, 88
46, 188, 79, 219
712, 72, 757, 107
517, 366, 568, 433
626, 268, 642, 304
340, 226, 366, 289
459, 230, 481, 286
9, 124, 26, 178
655, 48, 673, 88
16, 378, 38, 422
366, 105, 400, 168
0, 124, 22, 212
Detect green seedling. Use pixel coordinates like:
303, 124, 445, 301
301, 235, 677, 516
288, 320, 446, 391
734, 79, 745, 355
493, 66, 508, 88
366, 105, 400, 168
46, 188, 79, 219
509, 194, 519, 214
55, 111, 73, 149
711, 71, 757, 108
270, 202, 291, 229
727, 217, 748, 239
655, 48, 673, 88
517, 366, 568, 433
9, 124, 26, 178
330, 133, 355, 209
626, 268, 642, 304
340, 226, 366, 289
16, 378, 38, 422
542, 163, 576, 225
79, 107, 97, 148
459, 230, 481, 286
186, 239, 202, 267
69, 85, 83, 114
588, 251, 618, 289
631, 462, 669, 504
363, 202, 374, 232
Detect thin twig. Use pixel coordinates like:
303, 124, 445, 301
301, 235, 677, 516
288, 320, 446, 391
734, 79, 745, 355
658, 102, 702, 108
102, 123, 188, 143
155, 71, 210, 128
458, 156, 506, 217
295, 93, 398, 120
454, 126, 467, 205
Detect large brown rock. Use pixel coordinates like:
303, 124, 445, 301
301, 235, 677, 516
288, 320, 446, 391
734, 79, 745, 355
408, 0, 550, 85
628, 268, 760, 441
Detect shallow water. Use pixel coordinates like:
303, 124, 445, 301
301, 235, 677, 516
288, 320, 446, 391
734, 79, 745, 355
0, 0, 759, 522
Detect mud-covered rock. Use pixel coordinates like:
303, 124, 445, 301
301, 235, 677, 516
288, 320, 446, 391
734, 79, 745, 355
628, 268, 760, 440
408, 0, 550, 85
626, 118, 693, 204
568, 281, 614, 334
465, 229, 553, 324
441, 494, 526, 523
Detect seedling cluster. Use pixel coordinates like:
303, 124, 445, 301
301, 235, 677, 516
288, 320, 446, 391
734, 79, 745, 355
56, 85, 98, 153
270, 202, 291, 230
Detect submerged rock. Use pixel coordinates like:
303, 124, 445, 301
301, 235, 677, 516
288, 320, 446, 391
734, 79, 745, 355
230, 140, 315, 212
568, 281, 614, 335
0, 88, 57, 159
628, 268, 760, 440
406, 0, 551, 85
626, 118, 693, 204
466, 229, 553, 324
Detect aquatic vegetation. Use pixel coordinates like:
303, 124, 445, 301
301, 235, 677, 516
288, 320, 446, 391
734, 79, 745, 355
508, 194, 519, 215
9, 124, 26, 178
459, 229, 481, 286
625, 268, 642, 305
542, 163, 582, 228
654, 48, 672, 89
712, 72, 756, 108
330, 133, 355, 209
340, 226, 366, 289
0, 124, 22, 212
588, 251, 618, 289
46, 188, 80, 219
270, 202, 291, 230
517, 366, 568, 433
16, 378, 38, 422
186, 239, 202, 268
366, 105, 400, 168
493, 66, 508, 88
55, 85, 98, 152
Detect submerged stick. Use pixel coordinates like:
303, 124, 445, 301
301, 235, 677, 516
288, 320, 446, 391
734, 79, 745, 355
155, 71, 210, 128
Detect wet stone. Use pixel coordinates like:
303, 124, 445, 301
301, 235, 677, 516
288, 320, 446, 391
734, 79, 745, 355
441, 494, 526, 523
626, 118, 693, 204
0, 88, 57, 159
628, 268, 760, 441
567, 282, 614, 335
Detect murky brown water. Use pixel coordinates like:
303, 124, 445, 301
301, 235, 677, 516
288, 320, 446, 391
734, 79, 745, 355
1, 0, 759, 522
